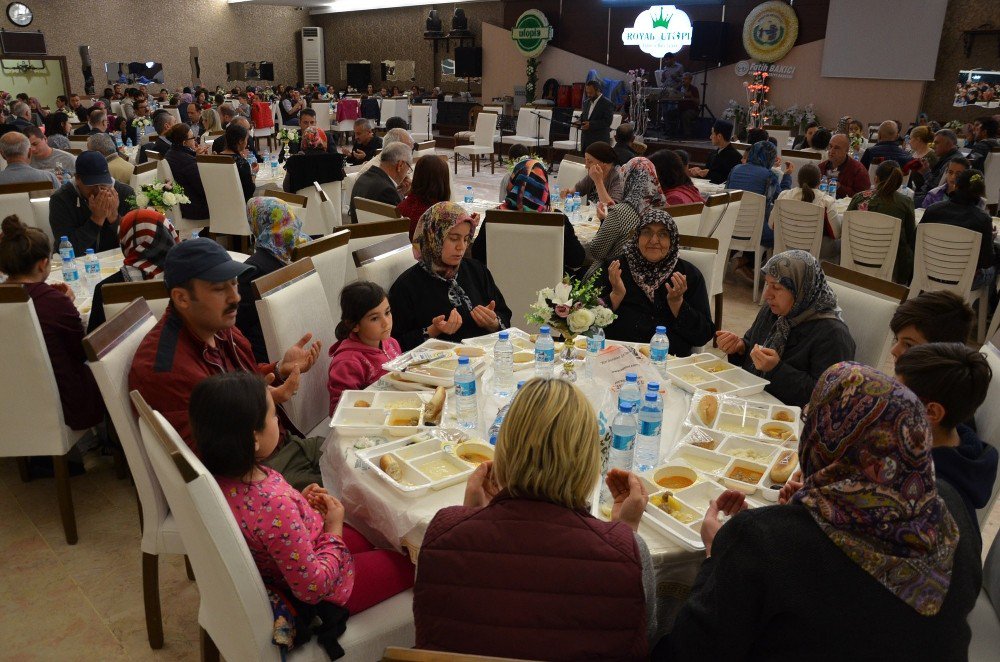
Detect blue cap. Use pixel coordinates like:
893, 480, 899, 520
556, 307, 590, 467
74, 150, 114, 186
655, 325, 666, 334
499, 330, 509, 340
163, 238, 255, 289
540, 325, 550, 333
619, 402, 634, 413
517, 380, 526, 389
625, 373, 637, 382
647, 382, 659, 391
458, 355, 470, 364
645, 392, 657, 401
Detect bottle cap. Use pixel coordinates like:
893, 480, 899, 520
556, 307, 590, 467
517, 380, 526, 389
60, 236, 68, 241
647, 382, 659, 391
619, 402, 634, 413
540, 325, 550, 333
498, 330, 509, 340
85, 248, 95, 254
655, 325, 666, 334
625, 372, 637, 382
458, 355, 470, 365
645, 392, 657, 401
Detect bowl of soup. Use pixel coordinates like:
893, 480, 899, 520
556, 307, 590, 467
653, 464, 698, 490
454, 441, 494, 466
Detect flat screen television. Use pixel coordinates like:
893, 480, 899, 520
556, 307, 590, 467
0, 30, 46, 55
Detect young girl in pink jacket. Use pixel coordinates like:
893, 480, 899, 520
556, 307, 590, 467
327, 281, 402, 414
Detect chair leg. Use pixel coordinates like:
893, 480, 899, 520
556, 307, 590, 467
490, 153, 495, 174
714, 293, 724, 337
16, 457, 31, 482
200, 627, 220, 662
53, 455, 78, 545
185, 555, 195, 581
454, 152, 458, 174
142, 552, 164, 649
753, 250, 763, 303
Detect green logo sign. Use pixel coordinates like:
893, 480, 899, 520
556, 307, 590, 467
511, 9, 554, 59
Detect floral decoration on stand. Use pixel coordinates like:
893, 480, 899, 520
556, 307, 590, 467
127, 180, 190, 215
525, 57, 538, 104
744, 70, 770, 130
277, 127, 299, 162
625, 69, 648, 138
723, 99, 818, 142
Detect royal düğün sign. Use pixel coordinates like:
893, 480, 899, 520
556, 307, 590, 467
742, 1, 798, 63
511, 9, 554, 59
621, 5, 693, 58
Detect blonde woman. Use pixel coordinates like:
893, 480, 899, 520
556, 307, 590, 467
199, 107, 222, 141
413, 378, 655, 660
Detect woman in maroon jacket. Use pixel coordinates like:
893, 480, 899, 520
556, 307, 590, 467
414, 378, 655, 661
0, 216, 105, 432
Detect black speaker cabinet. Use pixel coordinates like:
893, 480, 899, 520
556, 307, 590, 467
690, 21, 728, 62
454, 47, 483, 78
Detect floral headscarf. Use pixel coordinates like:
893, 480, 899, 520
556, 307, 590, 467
792, 362, 959, 616
415, 202, 481, 314
500, 158, 549, 212
619, 157, 665, 216
247, 196, 310, 265
625, 208, 679, 302
301, 126, 327, 152
117, 209, 179, 281
757, 250, 841, 362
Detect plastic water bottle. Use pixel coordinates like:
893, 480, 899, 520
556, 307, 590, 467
819, 176, 829, 195
53, 165, 64, 184
464, 186, 474, 204
488, 380, 525, 445
829, 176, 838, 197
552, 184, 562, 211
635, 389, 663, 472
618, 372, 641, 413
58, 237, 80, 293
455, 355, 478, 429
493, 331, 514, 397
270, 151, 280, 173
572, 192, 582, 220
904, 134, 911, 153
650, 325, 670, 375
585, 325, 605, 378
114, 133, 124, 149
260, 149, 271, 177
534, 325, 555, 378
83, 249, 101, 288
125, 136, 133, 148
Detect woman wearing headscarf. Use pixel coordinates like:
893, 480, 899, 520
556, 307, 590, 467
470, 158, 585, 273
715, 250, 855, 406
659, 363, 981, 661
597, 209, 714, 355
726, 140, 793, 247
87, 209, 180, 333
390, 202, 512, 351
281, 126, 346, 195
236, 197, 311, 362
586, 156, 666, 277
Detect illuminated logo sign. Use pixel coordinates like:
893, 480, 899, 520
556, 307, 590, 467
621, 5, 693, 58
743, 1, 798, 63
511, 9, 554, 58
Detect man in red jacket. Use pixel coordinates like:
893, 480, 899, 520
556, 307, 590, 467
128, 238, 324, 488
818, 133, 871, 199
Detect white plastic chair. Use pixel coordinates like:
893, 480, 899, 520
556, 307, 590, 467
500, 107, 552, 150
196, 155, 250, 241
100, 280, 170, 324
410, 104, 432, 142
0, 285, 84, 545
353, 234, 416, 292
968, 525, 1000, 661
772, 198, 825, 259
552, 110, 583, 153
83, 299, 182, 649
129, 160, 158, 193
454, 111, 497, 177
483, 210, 564, 329
555, 155, 588, 197
252, 258, 335, 437
840, 210, 902, 281
666, 202, 705, 237
293, 229, 351, 323
984, 149, 1000, 207
728, 191, 768, 302
910, 223, 989, 342
780, 149, 823, 175
973, 337, 1000, 527
354, 197, 402, 224
130, 391, 416, 662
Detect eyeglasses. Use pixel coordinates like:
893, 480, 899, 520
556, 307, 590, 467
639, 229, 671, 241
184, 136, 197, 143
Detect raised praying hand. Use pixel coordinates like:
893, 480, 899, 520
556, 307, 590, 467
280, 333, 322, 378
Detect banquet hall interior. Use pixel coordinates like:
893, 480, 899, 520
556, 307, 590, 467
2, 0, 1000, 659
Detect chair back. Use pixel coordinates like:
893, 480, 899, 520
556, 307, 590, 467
975, 335, 1000, 526
481, 105, 503, 141
293, 229, 351, 321
564, 110, 583, 146
677, 235, 719, 349
163, 105, 182, 124
763, 125, 793, 149
472, 112, 498, 148
0, 182, 54, 246
253, 258, 336, 434
83, 300, 176, 556
101, 280, 170, 322
262, 189, 310, 236
821, 261, 908, 369
197, 155, 250, 236
413, 140, 437, 161
910, 224, 982, 301
69, 135, 90, 150
483, 210, 564, 328
345, 218, 410, 284
353, 234, 415, 292
129, 160, 158, 192
310, 102, 333, 131
410, 105, 432, 141
984, 148, 1000, 206
609, 113, 623, 141
201, 130, 224, 146
839, 210, 902, 280
772, 198, 825, 258
29, 196, 53, 247
703, 191, 742, 298
0, 285, 72, 456
355, 197, 402, 224
295, 181, 342, 234
555, 154, 587, 196
664, 202, 704, 237
780, 149, 823, 174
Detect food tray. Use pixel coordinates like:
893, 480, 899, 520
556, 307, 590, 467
664, 352, 769, 396
686, 393, 801, 443
460, 327, 533, 349
356, 430, 493, 496
382, 339, 488, 388
329, 389, 447, 435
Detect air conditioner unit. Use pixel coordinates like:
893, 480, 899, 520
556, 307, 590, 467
301, 27, 325, 85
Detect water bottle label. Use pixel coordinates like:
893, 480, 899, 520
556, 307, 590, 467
640, 420, 661, 436
535, 348, 554, 363
612, 432, 635, 451
86, 264, 100, 274
587, 337, 601, 353
456, 380, 476, 397
650, 348, 668, 363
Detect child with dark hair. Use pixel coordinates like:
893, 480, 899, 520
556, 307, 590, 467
921, 168, 995, 289
895, 343, 997, 526
889, 291, 974, 360
190, 372, 414, 617
327, 281, 401, 413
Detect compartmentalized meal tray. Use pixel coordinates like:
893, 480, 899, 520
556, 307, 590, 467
664, 352, 770, 396
329, 389, 447, 435
356, 430, 493, 497
686, 392, 802, 443
382, 339, 488, 388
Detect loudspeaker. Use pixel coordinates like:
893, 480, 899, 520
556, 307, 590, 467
347, 62, 371, 89
690, 21, 728, 62
258, 61, 274, 81
454, 47, 482, 78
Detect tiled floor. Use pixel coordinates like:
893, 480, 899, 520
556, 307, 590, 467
2, 155, 997, 660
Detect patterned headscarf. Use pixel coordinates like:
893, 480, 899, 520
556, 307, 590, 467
247, 197, 310, 265
500, 158, 549, 212
301, 126, 327, 152
746, 140, 780, 199
117, 209, 179, 281
619, 157, 665, 216
792, 362, 959, 616
624, 208, 680, 302
415, 202, 480, 313
757, 250, 841, 361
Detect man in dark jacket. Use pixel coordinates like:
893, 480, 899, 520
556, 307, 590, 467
49, 151, 134, 255
689, 120, 742, 185
137, 110, 175, 164
580, 80, 614, 152
73, 107, 108, 135
967, 116, 999, 172
348, 142, 411, 223
860, 120, 912, 169
913, 129, 961, 206
345, 118, 382, 165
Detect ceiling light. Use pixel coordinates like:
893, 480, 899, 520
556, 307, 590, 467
312, 0, 497, 15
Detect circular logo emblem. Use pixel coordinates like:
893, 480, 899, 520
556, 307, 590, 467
743, 1, 798, 63
511, 9, 554, 59
734, 60, 751, 76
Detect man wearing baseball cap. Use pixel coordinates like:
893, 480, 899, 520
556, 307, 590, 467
49, 150, 135, 255
129, 238, 325, 488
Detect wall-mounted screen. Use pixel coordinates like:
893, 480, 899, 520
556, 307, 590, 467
105, 61, 164, 85
225, 61, 274, 81
955, 70, 1000, 108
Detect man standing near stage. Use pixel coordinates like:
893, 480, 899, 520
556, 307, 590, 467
580, 80, 614, 152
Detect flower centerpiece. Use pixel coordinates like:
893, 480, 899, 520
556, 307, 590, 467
126, 180, 190, 215
525, 57, 539, 103
526, 270, 616, 362
277, 127, 299, 144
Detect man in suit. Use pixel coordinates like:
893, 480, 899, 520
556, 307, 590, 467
74, 108, 108, 135
348, 142, 411, 223
580, 80, 614, 152
137, 110, 175, 164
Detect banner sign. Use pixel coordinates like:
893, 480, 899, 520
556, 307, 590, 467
511, 9, 554, 58
743, 1, 798, 63
621, 5, 693, 58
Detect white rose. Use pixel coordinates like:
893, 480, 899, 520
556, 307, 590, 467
177, 194, 191, 204
567, 308, 596, 334
135, 193, 149, 208
162, 192, 177, 206
551, 281, 573, 306
593, 306, 615, 327
153, 182, 163, 191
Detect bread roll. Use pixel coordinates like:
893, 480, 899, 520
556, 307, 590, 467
422, 386, 446, 426
697, 394, 719, 426
380, 454, 403, 481
769, 450, 798, 484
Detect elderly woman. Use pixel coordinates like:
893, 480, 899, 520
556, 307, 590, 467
569, 141, 624, 206
390, 202, 512, 350
236, 197, 311, 362
661, 363, 981, 660
415, 378, 654, 660
587, 156, 666, 276
87, 209, 180, 333
598, 209, 714, 354
727, 140, 792, 247
281, 126, 346, 195
471, 158, 585, 273
715, 251, 855, 406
